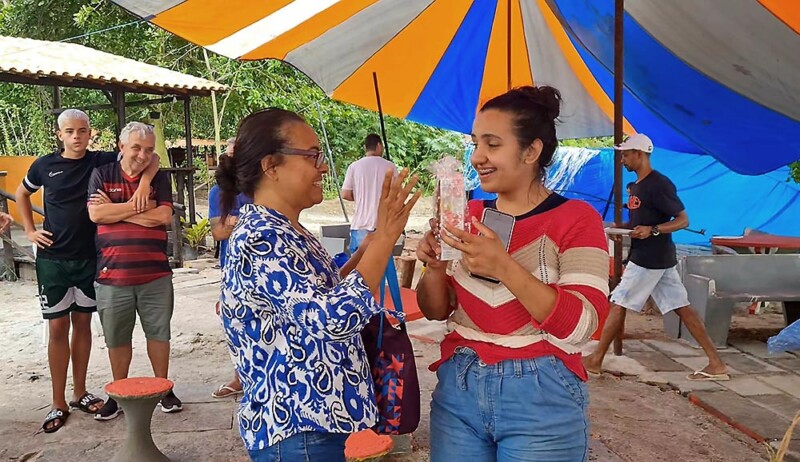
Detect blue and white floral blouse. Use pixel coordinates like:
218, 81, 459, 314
220, 204, 389, 450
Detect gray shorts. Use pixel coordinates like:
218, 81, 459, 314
95, 276, 174, 348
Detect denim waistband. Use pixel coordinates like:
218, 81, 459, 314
452, 347, 534, 389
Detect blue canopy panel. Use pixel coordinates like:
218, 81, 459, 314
406, 0, 497, 133
467, 147, 800, 245
549, 0, 800, 175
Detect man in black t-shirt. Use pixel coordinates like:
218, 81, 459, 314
584, 134, 728, 381
15, 109, 159, 433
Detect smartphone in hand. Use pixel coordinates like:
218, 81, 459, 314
470, 208, 515, 284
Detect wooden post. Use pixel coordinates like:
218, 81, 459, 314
0, 194, 16, 279
183, 97, 197, 224
175, 172, 186, 211
397, 256, 417, 289
114, 90, 126, 141
171, 210, 184, 268
612, 0, 625, 356
52, 86, 63, 149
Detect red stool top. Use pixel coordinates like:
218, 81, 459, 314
106, 377, 174, 400
383, 287, 424, 325
345, 429, 393, 461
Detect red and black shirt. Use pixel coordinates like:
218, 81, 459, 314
87, 163, 173, 286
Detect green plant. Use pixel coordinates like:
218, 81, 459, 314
181, 217, 211, 252
192, 156, 213, 186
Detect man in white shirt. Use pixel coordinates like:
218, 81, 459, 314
342, 134, 403, 308
342, 134, 398, 253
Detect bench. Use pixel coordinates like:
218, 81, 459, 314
664, 254, 800, 347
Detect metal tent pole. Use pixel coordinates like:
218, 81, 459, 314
372, 72, 390, 160
612, 0, 626, 356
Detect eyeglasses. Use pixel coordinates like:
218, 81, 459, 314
276, 147, 326, 168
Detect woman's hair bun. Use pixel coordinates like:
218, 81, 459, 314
517, 85, 561, 121
215, 153, 237, 193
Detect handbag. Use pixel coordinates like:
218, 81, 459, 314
361, 282, 421, 435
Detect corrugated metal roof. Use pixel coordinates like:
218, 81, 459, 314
0, 35, 227, 95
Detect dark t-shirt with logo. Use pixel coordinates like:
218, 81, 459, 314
627, 170, 685, 269
23, 150, 119, 260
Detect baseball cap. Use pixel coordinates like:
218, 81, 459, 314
614, 133, 654, 153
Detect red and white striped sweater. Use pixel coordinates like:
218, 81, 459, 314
431, 195, 610, 381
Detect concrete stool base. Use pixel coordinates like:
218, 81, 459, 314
106, 378, 173, 462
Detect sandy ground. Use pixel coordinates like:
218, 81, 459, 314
0, 198, 780, 461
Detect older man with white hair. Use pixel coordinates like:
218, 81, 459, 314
15, 109, 159, 433
87, 122, 181, 420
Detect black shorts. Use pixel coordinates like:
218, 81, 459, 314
35, 258, 97, 320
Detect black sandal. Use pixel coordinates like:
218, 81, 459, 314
69, 392, 104, 414
42, 408, 69, 434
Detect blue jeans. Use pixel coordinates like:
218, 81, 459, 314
430, 348, 589, 462
248, 432, 348, 462
349, 229, 402, 311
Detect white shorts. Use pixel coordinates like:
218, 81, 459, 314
610, 262, 690, 314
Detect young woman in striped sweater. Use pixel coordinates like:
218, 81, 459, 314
416, 86, 610, 462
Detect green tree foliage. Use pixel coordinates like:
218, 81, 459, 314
0, 0, 463, 190
791, 162, 800, 184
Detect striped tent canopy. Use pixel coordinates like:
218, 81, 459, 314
112, 0, 800, 175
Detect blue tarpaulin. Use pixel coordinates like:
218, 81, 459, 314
467, 147, 800, 246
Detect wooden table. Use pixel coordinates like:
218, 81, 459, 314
710, 234, 800, 254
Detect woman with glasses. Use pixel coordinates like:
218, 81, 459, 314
215, 108, 420, 462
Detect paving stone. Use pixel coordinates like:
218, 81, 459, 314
767, 443, 800, 462
642, 339, 702, 357
638, 371, 725, 393
691, 390, 792, 440
765, 356, 800, 373
672, 356, 741, 375
626, 351, 689, 372
636, 371, 671, 385
719, 352, 784, 374
595, 353, 651, 377
729, 340, 793, 359
756, 374, 800, 399
720, 377, 784, 397
617, 339, 656, 353
751, 393, 800, 421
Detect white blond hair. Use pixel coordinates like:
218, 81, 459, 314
57, 109, 90, 129
119, 122, 155, 144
